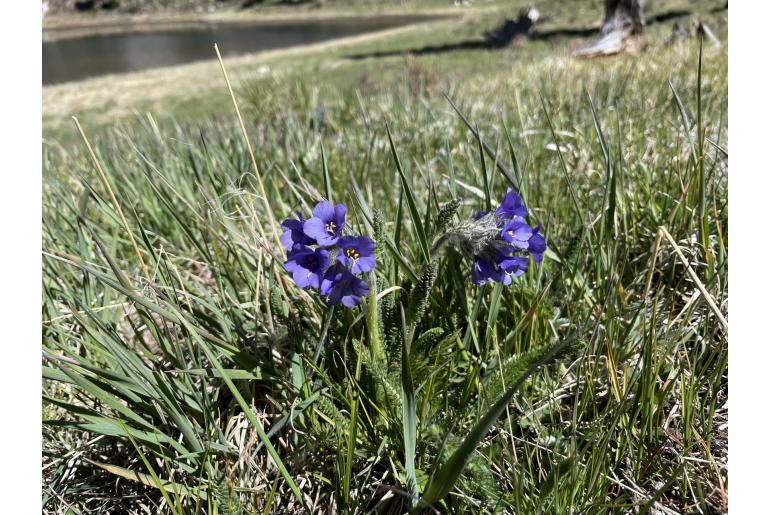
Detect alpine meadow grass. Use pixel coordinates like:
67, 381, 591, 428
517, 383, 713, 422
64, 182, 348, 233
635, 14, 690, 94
43, 4, 727, 512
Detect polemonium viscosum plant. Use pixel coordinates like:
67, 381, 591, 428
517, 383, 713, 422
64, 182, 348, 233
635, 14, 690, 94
279, 178, 559, 511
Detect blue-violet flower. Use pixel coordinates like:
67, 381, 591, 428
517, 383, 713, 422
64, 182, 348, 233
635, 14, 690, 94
321, 266, 370, 308
303, 201, 347, 246
280, 213, 316, 250
284, 246, 329, 289
336, 235, 376, 274
495, 188, 528, 218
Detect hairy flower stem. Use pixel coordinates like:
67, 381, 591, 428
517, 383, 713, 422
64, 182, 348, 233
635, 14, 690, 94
366, 271, 385, 363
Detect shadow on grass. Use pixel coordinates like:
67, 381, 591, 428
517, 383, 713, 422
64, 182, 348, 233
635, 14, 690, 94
346, 8, 693, 60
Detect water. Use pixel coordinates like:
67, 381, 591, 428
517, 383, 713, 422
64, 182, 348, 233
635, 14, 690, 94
43, 16, 432, 85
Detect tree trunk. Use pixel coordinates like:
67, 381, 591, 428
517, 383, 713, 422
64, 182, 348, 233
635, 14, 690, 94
576, 0, 645, 56
601, 0, 645, 35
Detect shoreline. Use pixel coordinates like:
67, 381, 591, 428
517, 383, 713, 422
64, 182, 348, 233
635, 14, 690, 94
42, 6, 473, 41
42, 13, 470, 133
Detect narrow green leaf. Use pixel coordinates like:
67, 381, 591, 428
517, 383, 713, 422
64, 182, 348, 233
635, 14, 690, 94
320, 140, 333, 203
539, 93, 589, 232
43, 252, 240, 355
386, 124, 430, 263
400, 305, 419, 507
476, 127, 491, 213
586, 90, 617, 239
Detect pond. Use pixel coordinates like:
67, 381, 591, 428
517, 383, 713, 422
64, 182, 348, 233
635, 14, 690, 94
43, 15, 436, 85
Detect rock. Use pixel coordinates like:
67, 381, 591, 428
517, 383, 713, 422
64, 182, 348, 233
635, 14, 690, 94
74, 0, 95, 11
484, 6, 542, 47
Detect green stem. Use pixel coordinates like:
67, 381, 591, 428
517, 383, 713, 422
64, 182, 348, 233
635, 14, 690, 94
366, 271, 384, 362
342, 339, 364, 512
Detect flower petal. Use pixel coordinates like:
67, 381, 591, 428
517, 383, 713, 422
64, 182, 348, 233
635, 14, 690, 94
472, 257, 500, 285
501, 219, 533, 248
291, 268, 313, 289
495, 188, 528, 218
333, 203, 348, 228
320, 269, 337, 296
528, 226, 547, 263
312, 201, 335, 221
353, 255, 376, 274
303, 217, 337, 245
281, 218, 312, 249
341, 278, 368, 307
284, 247, 328, 289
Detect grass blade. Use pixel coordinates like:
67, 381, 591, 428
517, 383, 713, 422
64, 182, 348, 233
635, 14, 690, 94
386, 124, 430, 263
400, 305, 419, 508
385, 125, 430, 262
321, 139, 333, 202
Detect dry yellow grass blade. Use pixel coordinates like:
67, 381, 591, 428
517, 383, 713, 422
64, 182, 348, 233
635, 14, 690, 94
72, 116, 150, 280
658, 226, 727, 331
84, 459, 206, 500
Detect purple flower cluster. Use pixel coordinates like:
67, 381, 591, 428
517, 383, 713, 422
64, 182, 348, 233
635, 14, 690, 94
281, 201, 375, 308
471, 188, 546, 286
